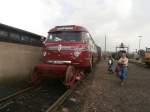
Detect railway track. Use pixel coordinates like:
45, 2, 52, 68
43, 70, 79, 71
0, 87, 34, 103
0, 80, 80, 112
46, 81, 80, 112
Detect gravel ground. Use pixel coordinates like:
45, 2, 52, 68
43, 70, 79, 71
79, 61, 150, 112
58, 62, 150, 112
0, 81, 29, 99
0, 80, 67, 112
2, 61, 150, 112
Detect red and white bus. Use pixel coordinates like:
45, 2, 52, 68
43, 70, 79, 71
31, 25, 100, 87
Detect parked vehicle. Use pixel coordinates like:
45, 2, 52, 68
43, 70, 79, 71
31, 25, 100, 87
144, 48, 150, 65
115, 43, 129, 60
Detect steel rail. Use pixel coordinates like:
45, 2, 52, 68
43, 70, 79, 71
46, 81, 80, 112
0, 86, 34, 103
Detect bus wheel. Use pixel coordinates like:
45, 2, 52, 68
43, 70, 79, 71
64, 65, 76, 88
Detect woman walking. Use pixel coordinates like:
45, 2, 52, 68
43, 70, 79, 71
118, 52, 128, 85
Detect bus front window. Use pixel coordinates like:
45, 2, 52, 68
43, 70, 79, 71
47, 31, 82, 42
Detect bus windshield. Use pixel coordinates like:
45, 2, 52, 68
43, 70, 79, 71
47, 31, 82, 42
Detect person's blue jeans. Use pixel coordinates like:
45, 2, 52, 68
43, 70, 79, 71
119, 65, 128, 81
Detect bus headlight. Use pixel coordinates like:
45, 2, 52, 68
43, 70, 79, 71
74, 48, 81, 57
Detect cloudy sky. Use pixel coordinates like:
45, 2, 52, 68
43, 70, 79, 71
0, 0, 150, 52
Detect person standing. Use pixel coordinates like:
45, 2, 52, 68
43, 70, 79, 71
118, 52, 128, 85
108, 56, 114, 74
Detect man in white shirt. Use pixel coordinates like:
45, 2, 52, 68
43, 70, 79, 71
118, 52, 128, 85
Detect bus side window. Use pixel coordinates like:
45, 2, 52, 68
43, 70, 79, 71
82, 32, 90, 43
87, 33, 97, 52
86, 33, 93, 45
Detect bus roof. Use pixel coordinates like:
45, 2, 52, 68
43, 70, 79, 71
48, 25, 88, 33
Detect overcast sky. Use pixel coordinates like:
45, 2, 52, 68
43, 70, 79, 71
0, 0, 150, 52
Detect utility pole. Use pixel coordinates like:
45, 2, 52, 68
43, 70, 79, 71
105, 35, 106, 53
138, 36, 142, 50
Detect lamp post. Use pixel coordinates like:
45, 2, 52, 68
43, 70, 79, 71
138, 36, 142, 50
105, 35, 106, 53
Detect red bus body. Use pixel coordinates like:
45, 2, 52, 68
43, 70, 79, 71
32, 25, 99, 86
